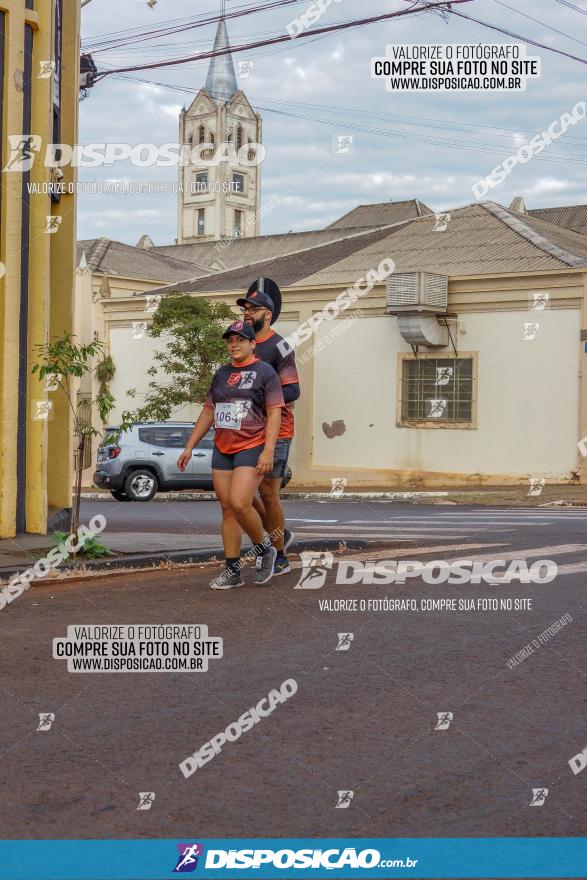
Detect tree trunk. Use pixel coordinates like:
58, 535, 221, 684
71, 434, 85, 551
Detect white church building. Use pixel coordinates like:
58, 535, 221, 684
176, 18, 262, 244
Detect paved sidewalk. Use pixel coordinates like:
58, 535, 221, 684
82, 484, 587, 506
0, 531, 221, 572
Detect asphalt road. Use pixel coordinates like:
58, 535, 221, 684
83, 495, 587, 548
1, 503, 586, 872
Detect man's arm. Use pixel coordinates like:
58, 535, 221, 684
282, 382, 300, 404
256, 407, 282, 475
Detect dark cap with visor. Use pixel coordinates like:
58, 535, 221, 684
222, 319, 256, 341
235, 290, 275, 313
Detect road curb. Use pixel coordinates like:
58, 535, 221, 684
80, 491, 452, 502
0, 537, 402, 584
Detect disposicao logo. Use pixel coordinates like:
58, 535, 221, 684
173, 843, 204, 873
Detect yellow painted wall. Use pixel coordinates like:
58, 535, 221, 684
0, 0, 79, 536
94, 269, 587, 487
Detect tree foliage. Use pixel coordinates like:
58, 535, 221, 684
31, 332, 116, 544
32, 333, 115, 432
119, 294, 234, 431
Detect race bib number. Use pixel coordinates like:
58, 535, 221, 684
214, 400, 251, 430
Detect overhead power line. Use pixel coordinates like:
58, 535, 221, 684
93, 1, 472, 80
109, 70, 587, 166
491, 0, 587, 50
553, 0, 587, 17
447, 6, 587, 65
85, 0, 308, 54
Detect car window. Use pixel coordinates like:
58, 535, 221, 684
149, 427, 186, 449
138, 428, 151, 444
195, 430, 214, 450
100, 428, 119, 447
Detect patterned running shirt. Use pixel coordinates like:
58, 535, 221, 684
204, 356, 285, 454
254, 329, 299, 439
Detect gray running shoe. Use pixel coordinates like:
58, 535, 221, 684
211, 568, 244, 590
254, 547, 277, 584
284, 529, 295, 552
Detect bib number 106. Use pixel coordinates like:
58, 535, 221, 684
214, 401, 250, 430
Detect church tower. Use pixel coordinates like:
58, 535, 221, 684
177, 10, 262, 244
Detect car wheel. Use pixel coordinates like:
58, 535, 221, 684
280, 466, 292, 489
124, 469, 158, 502
110, 490, 131, 502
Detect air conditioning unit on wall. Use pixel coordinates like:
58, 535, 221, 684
386, 272, 448, 314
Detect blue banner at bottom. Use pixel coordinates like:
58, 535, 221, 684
1, 838, 586, 879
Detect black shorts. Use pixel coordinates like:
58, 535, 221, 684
265, 438, 292, 480
212, 444, 264, 471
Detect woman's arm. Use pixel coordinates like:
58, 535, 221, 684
177, 407, 215, 472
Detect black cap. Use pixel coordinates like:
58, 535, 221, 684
246, 277, 282, 324
222, 319, 256, 341
236, 290, 275, 313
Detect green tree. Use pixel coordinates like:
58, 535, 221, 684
119, 294, 234, 430
32, 333, 115, 543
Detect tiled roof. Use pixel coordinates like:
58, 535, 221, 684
527, 204, 587, 236
326, 199, 433, 229
293, 202, 587, 287
151, 227, 390, 271
146, 227, 400, 296
78, 200, 587, 294
76, 238, 204, 282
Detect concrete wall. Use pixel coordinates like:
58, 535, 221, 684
108, 317, 299, 427
93, 269, 587, 488
310, 309, 580, 482
109, 327, 196, 424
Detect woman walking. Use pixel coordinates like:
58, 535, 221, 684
177, 319, 284, 588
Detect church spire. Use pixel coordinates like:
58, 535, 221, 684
205, 6, 238, 104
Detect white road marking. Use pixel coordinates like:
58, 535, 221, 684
547, 560, 587, 577
289, 542, 507, 557
339, 543, 587, 564
294, 525, 517, 532
345, 518, 555, 524
287, 518, 339, 523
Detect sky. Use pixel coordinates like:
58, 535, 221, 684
77, 0, 587, 246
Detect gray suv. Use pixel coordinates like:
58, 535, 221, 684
93, 422, 292, 501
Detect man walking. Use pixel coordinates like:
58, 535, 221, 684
237, 279, 299, 575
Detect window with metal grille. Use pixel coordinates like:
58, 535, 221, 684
401, 357, 473, 423
194, 171, 208, 192
232, 173, 244, 193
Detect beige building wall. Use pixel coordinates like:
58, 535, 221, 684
82, 266, 587, 488
108, 316, 299, 424
310, 309, 580, 482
